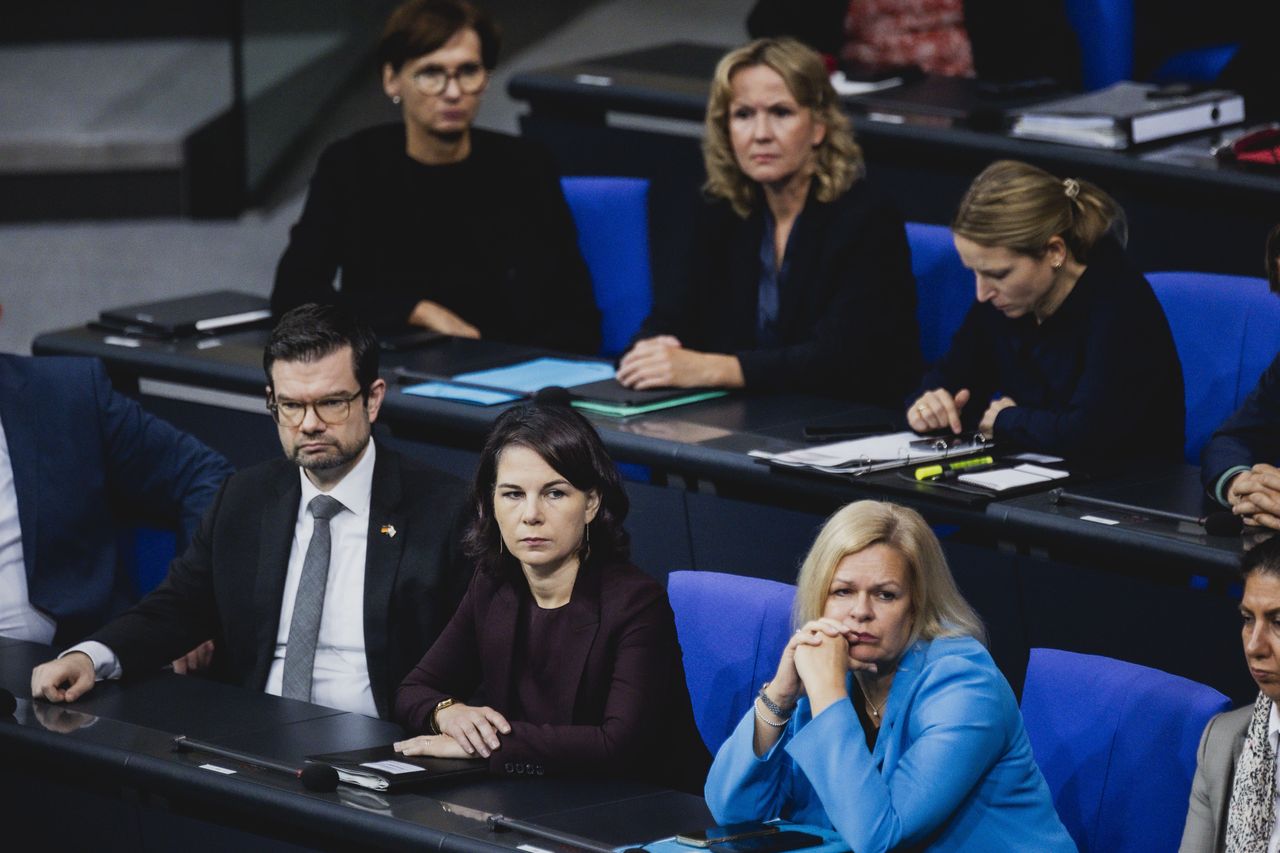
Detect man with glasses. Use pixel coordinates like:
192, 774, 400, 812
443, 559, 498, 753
271, 0, 601, 354
32, 304, 470, 719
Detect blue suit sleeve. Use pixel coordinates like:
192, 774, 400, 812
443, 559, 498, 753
90, 360, 233, 549
1201, 353, 1280, 493
785, 657, 1007, 853
705, 704, 797, 824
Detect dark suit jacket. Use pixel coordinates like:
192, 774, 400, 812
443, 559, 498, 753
0, 354, 232, 645
1201, 353, 1280, 500
89, 446, 470, 719
634, 181, 921, 404
1179, 704, 1250, 853
394, 560, 711, 792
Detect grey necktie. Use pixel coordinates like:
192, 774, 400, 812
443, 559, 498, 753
281, 494, 345, 701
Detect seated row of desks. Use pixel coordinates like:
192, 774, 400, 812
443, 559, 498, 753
0, 638, 710, 852
33, 324, 1263, 580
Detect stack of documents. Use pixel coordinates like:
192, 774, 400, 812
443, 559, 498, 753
752, 431, 991, 476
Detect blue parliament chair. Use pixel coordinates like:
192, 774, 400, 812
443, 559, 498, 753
560, 177, 654, 358
668, 570, 796, 754
1063, 0, 1135, 89
1150, 43, 1240, 84
906, 222, 973, 365
1020, 648, 1230, 853
117, 526, 177, 599
1148, 271, 1277, 461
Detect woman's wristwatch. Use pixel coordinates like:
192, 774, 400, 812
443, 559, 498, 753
429, 697, 456, 734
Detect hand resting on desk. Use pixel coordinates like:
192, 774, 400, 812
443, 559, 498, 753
908, 388, 1016, 440
31, 651, 95, 703
617, 335, 744, 389
1227, 463, 1280, 530
394, 701, 512, 759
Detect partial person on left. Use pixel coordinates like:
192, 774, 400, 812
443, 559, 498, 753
31, 304, 471, 719
0, 304, 233, 648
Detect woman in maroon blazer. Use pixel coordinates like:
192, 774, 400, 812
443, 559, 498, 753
393, 403, 709, 792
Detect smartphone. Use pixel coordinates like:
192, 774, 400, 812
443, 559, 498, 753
675, 822, 779, 848
709, 831, 826, 853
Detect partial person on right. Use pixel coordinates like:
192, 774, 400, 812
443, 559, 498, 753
1200, 224, 1280, 528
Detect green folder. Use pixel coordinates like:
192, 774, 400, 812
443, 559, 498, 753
570, 390, 727, 418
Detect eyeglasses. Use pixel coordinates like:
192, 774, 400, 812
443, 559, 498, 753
267, 389, 364, 427
411, 62, 488, 96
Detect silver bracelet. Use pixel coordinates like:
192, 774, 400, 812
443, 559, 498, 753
757, 683, 793, 720
754, 701, 788, 728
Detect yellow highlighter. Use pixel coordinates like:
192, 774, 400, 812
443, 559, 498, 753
915, 456, 996, 481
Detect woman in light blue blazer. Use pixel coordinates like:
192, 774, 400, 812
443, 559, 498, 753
705, 500, 1074, 852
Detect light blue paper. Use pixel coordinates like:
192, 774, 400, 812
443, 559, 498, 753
452, 357, 615, 393
401, 381, 520, 406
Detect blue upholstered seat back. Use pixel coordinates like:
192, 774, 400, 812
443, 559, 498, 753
668, 570, 797, 754
1021, 648, 1230, 853
560, 177, 653, 357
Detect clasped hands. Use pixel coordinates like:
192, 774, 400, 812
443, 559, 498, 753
766, 618, 877, 718
394, 702, 512, 760
907, 387, 1016, 439
616, 335, 743, 389
1227, 463, 1280, 530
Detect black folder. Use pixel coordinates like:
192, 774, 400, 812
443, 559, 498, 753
98, 290, 271, 338
307, 744, 485, 791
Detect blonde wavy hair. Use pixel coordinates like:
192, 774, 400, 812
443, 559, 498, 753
952, 159, 1127, 264
792, 500, 986, 648
703, 38, 863, 218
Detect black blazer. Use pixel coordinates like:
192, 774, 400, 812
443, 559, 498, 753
394, 560, 710, 793
635, 181, 921, 404
89, 446, 470, 720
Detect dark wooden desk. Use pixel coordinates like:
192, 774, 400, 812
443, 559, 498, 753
509, 41, 1279, 278
0, 641, 711, 852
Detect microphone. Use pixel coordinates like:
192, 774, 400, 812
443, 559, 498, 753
0, 687, 15, 715
1049, 489, 1244, 535
172, 735, 339, 792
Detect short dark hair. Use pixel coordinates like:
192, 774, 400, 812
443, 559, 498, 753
1242, 533, 1280, 581
263, 304, 380, 392
377, 0, 501, 73
463, 403, 630, 576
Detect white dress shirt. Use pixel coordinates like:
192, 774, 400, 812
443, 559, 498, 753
0, 413, 57, 643
263, 439, 377, 717
73, 440, 380, 718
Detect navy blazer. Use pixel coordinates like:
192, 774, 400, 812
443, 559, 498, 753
633, 181, 922, 404
394, 560, 710, 792
89, 446, 470, 719
1201, 353, 1280, 502
0, 354, 232, 644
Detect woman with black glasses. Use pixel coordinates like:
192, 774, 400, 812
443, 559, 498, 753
272, 0, 600, 354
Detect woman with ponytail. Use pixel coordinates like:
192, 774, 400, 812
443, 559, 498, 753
907, 159, 1184, 462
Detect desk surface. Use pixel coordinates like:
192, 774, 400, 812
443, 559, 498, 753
32, 324, 1257, 575
0, 641, 711, 852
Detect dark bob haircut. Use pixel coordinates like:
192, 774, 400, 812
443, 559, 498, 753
264, 303, 380, 393
1243, 533, 1280, 581
464, 403, 630, 576
377, 0, 501, 73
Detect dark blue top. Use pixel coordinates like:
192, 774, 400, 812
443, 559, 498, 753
913, 237, 1185, 462
1200, 351, 1280, 502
